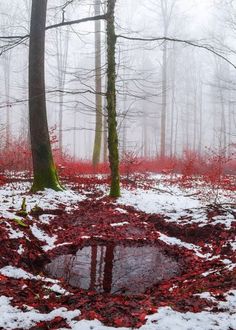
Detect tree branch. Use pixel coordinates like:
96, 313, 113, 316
117, 35, 236, 70
45, 14, 107, 31
0, 14, 108, 41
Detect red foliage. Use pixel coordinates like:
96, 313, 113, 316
0, 135, 234, 192
0, 139, 32, 172
58, 149, 235, 191
0, 176, 235, 329
0, 126, 61, 178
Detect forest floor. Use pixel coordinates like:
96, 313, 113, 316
0, 171, 235, 330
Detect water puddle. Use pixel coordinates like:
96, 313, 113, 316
45, 243, 181, 294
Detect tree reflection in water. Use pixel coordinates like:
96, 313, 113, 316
45, 243, 181, 294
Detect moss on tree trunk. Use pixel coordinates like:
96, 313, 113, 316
106, 0, 120, 197
29, 0, 63, 192
92, 0, 103, 167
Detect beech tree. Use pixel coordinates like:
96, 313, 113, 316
160, 0, 177, 157
29, 0, 63, 192
56, 28, 69, 156
106, 0, 120, 197
92, 0, 103, 166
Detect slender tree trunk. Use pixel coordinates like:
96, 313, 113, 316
219, 87, 227, 155
142, 109, 148, 158
103, 4, 108, 163
56, 28, 69, 156
193, 82, 197, 152
160, 40, 167, 157
29, 0, 63, 192
174, 105, 179, 156
89, 245, 97, 290
198, 82, 203, 154
159, 0, 177, 157
227, 100, 232, 157
103, 111, 108, 162
92, 0, 103, 166
103, 243, 114, 293
170, 44, 176, 157
106, 0, 120, 197
73, 110, 77, 161
4, 54, 11, 149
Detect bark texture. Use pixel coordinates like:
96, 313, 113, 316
92, 0, 103, 166
106, 0, 120, 197
29, 0, 63, 192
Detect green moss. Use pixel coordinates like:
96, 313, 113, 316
12, 218, 28, 228
31, 163, 64, 193
106, 0, 120, 198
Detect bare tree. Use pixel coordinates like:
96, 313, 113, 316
29, 0, 63, 192
160, 0, 177, 157
56, 27, 69, 156
92, 0, 103, 166
106, 0, 120, 197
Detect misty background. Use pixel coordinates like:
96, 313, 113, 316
0, 0, 235, 160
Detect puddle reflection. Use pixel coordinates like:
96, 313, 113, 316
45, 243, 181, 294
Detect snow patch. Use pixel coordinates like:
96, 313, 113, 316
30, 223, 57, 251
0, 295, 80, 330
110, 222, 129, 227
0, 266, 58, 283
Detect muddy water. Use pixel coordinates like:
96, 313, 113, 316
45, 243, 181, 294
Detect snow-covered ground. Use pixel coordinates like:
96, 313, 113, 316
0, 174, 235, 329
118, 175, 235, 228
0, 265, 235, 330
0, 181, 85, 220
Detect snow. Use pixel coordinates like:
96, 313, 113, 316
5, 222, 24, 239
158, 232, 206, 258
119, 187, 201, 215
43, 284, 70, 296
0, 174, 235, 329
0, 266, 58, 283
195, 290, 236, 313
230, 240, 236, 251
39, 214, 57, 224
30, 223, 57, 251
0, 266, 71, 296
17, 244, 24, 255
110, 222, 129, 227
0, 182, 85, 221
212, 214, 235, 229
65, 291, 236, 329
115, 207, 128, 214
60, 306, 236, 330
0, 296, 235, 330
141, 307, 236, 330
0, 295, 80, 330
118, 180, 235, 228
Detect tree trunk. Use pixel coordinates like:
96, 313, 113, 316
160, 39, 167, 158
29, 0, 63, 192
103, 243, 115, 293
103, 4, 108, 163
198, 82, 203, 154
3, 54, 11, 149
103, 110, 108, 162
170, 44, 176, 157
56, 28, 69, 156
89, 245, 97, 290
106, 0, 120, 197
92, 0, 103, 166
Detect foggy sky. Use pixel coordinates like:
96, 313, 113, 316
0, 0, 235, 159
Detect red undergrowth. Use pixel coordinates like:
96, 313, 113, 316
0, 174, 235, 328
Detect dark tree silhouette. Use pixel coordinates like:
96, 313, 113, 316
29, 0, 63, 192
106, 0, 120, 197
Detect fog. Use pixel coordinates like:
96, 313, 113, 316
0, 0, 235, 160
